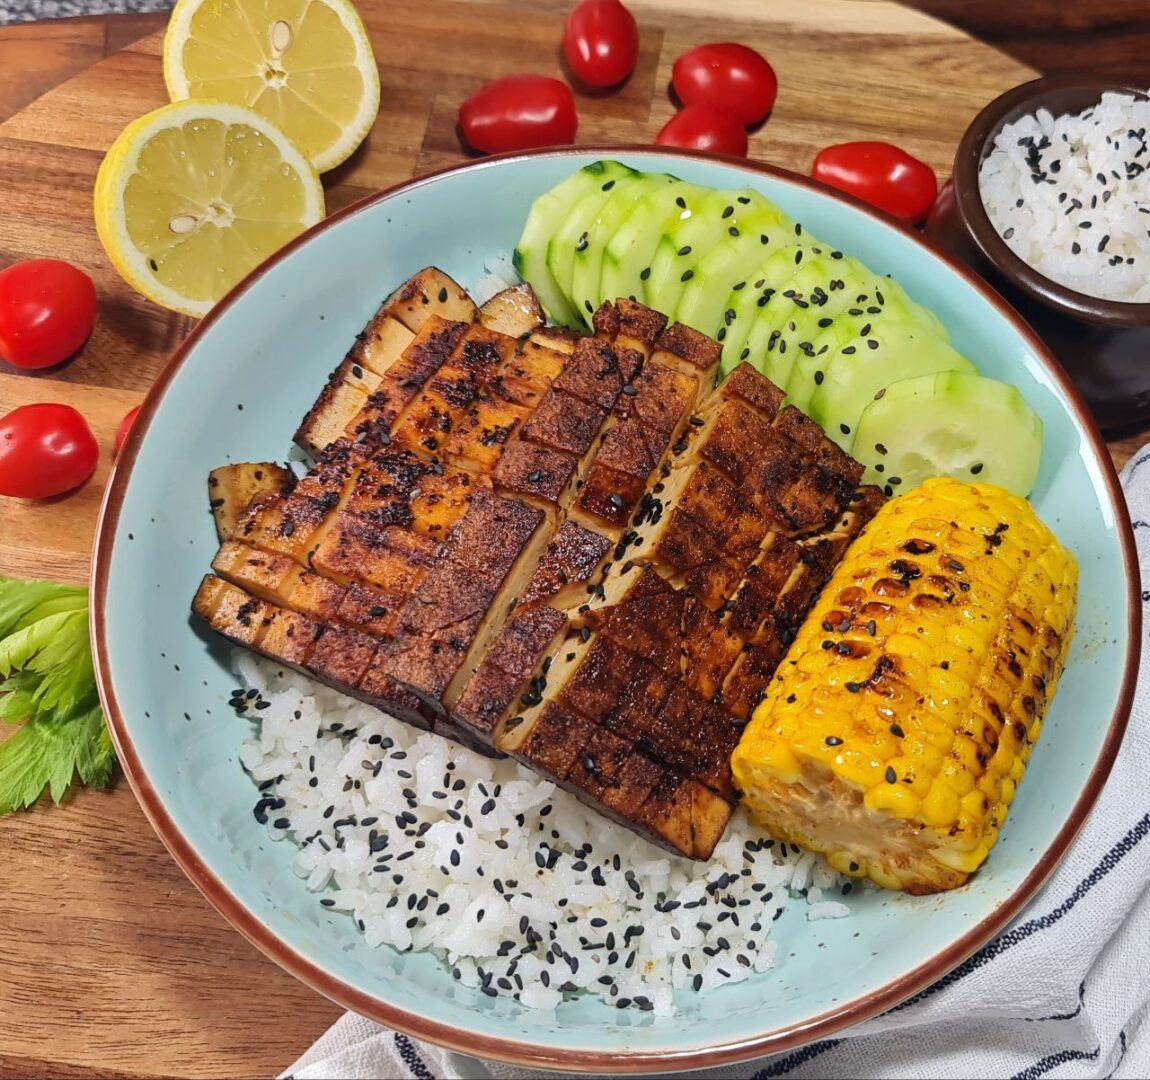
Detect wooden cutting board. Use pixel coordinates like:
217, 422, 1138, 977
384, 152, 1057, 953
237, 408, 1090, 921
0, 3, 1102, 1077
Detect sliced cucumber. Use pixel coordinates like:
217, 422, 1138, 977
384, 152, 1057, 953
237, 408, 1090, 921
850, 370, 1043, 497
746, 250, 872, 400
599, 180, 706, 308
803, 275, 948, 357
716, 244, 809, 377
644, 190, 760, 318
672, 191, 793, 336
546, 161, 639, 326
808, 325, 975, 447
570, 171, 664, 323
785, 274, 952, 415
515, 173, 595, 327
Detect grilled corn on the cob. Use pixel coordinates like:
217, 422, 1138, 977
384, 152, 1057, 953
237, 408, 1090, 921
731, 477, 1077, 893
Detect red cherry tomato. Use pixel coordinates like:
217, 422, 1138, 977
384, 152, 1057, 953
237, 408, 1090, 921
672, 43, 777, 127
563, 0, 640, 88
811, 142, 939, 225
459, 76, 578, 155
0, 259, 97, 370
655, 105, 748, 157
0, 403, 99, 499
115, 405, 141, 455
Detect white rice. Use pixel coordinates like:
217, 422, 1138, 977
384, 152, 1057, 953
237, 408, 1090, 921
233, 652, 854, 1015
978, 90, 1150, 302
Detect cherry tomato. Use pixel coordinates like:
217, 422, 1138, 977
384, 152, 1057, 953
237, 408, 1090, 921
563, 0, 640, 88
115, 405, 141, 455
459, 76, 578, 155
0, 403, 99, 499
655, 105, 748, 157
811, 142, 938, 225
0, 259, 97, 370
672, 43, 777, 127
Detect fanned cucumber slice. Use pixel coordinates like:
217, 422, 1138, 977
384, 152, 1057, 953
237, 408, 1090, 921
785, 278, 953, 416
599, 180, 706, 308
570, 171, 663, 323
546, 161, 639, 326
644, 189, 764, 318
716, 244, 808, 378
808, 325, 974, 446
672, 192, 793, 337
850, 370, 1043, 497
515, 176, 592, 327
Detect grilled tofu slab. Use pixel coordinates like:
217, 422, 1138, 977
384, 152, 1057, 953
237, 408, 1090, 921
207, 463, 296, 541
195, 269, 882, 857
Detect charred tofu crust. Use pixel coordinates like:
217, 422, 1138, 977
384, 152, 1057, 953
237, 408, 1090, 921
520, 390, 607, 457
492, 438, 578, 508
616, 363, 700, 450
454, 606, 569, 736
592, 299, 668, 355
575, 464, 649, 529
347, 317, 471, 443
295, 358, 380, 456
552, 338, 626, 410
715, 362, 787, 422
196, 282, 882, 858
519, 520, 612, 606
691, 398, 778, 488
651, 322, 723, 375
383, 267, 477, 333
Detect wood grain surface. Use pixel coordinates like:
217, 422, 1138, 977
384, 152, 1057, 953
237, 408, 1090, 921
0, 3, 1144, 1078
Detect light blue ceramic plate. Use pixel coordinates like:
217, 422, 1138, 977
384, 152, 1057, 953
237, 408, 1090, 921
92, 148, 1139, 1073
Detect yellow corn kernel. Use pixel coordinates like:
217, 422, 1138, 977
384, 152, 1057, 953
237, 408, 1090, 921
864, 781, 921, 819
921, 780, 962, 827
732, 478, 1077, 894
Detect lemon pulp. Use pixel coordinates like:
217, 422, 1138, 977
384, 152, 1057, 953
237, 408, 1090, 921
95, 101, 324, 316
164, 0, 380, 172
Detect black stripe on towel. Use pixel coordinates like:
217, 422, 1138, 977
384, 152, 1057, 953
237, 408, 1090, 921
394, 1032, 437, 1080
752, 1039, 843, 1077
1011, 1045, 1100, 1080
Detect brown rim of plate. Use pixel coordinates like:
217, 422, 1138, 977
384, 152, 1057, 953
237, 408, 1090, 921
90, 144, 1142, 1074
954, 73, 1150, 327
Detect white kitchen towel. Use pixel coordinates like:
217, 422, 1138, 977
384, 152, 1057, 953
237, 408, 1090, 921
284, 451, 1150, 1080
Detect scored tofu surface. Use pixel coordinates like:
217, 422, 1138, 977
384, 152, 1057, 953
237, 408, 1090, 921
194, 268, 882, 858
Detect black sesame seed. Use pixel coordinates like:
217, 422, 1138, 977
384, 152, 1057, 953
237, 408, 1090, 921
885, 766, 897, 783
825, 735, 843, 746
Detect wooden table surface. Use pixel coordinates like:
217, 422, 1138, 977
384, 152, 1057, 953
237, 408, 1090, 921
0, 3, 1146, 1078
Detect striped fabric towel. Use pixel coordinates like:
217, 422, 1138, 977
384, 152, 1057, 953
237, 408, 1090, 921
284, 453, 1150, 1080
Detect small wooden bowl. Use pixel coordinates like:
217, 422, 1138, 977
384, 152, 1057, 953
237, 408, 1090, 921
925, 75, 1150, 433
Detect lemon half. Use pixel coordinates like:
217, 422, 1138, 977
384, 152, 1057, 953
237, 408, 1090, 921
163, 0, 381, 173
94, 100, 325, 317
